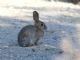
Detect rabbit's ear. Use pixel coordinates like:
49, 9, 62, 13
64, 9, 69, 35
33, 11, 39, 22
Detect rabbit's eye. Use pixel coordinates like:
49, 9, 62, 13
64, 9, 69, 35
41, 23, 43, 26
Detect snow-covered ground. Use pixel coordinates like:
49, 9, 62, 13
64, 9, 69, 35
0, 0, 80, 60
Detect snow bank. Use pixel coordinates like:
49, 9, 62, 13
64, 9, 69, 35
0, 0, 80, 60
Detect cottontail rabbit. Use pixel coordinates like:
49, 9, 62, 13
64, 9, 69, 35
18, 11, 47, 47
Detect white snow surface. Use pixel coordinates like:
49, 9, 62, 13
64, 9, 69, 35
0, 0, 80, 60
